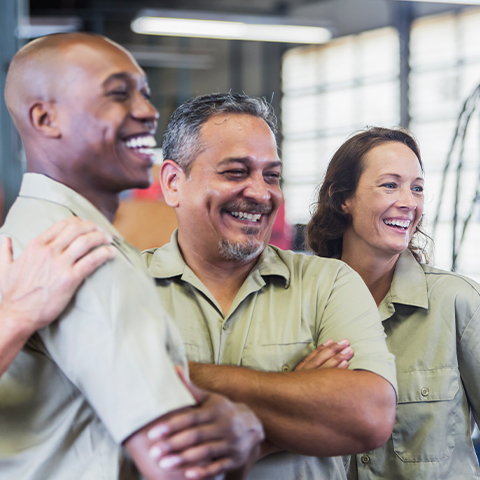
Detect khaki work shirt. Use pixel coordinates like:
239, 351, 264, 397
0, 174, 195, 480
348, 250, 480, 480
143, 232, 397, 480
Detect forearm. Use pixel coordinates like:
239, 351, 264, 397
189, 362, 396, 457
0, 306, 33, 377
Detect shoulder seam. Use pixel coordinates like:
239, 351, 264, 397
424, 270, 480, 296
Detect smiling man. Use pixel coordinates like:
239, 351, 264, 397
0, 35, 263, 480
143, 93, 398, 480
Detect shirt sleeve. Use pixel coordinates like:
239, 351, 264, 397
457, 289, 480, 429
314, 263, 398, 394
36, 246, 195, 443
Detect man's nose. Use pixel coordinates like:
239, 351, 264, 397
243, 175, 272, 203
131, 92, 159, 126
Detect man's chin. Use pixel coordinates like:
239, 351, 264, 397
218, 238, 265, 262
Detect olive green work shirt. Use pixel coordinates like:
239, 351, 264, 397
348, 250, 480, 480
143, 232, 398, 480
0, 174, 195, 480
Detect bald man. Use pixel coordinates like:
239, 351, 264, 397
0, 33, 262, 480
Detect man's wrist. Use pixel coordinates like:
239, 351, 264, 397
0, 303, 35, 344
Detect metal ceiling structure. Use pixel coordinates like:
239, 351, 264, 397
0, 0, 465, 215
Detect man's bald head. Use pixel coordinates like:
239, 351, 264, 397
3, 33, 158, 210
5, 33, 134, 136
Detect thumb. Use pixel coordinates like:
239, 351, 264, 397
0, 237, 13, 277
175, 364, 209, 405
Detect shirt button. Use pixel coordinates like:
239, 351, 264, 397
421, 387, 429, 397
282, 365, 290, 372
361, 455, 370, 464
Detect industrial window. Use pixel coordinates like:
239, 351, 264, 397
410, 8, 480, 277
281, 9, 480, 280
281, 27, 400, 228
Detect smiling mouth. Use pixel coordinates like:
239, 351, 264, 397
123, 134, 156, 155
383, 219, 411, 230
229, 211, 262, 222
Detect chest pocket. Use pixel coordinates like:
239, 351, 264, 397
392, 368, 459, 462
241, 342, 314, 372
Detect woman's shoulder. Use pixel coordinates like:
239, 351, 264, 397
420, 264, 480, 313
421, 264, 480, 292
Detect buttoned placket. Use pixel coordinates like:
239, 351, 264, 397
181, 266, 266, 366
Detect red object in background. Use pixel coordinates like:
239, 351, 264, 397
130, 180, 164, 201
270, 202, 294, 251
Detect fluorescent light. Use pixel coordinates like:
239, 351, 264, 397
124, 44, 214, 69
16, 17, 82, 39
396, 0, 480, 4
131, 10, 332, 44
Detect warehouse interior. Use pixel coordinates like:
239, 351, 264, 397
2, 0, 480, 277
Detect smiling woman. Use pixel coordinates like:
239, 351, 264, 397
306, 126, 480, 480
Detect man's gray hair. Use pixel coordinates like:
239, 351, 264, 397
162, 93, 278, 176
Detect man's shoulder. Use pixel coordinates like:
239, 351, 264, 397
0, 195, 74, 251
266, 245, 355, 279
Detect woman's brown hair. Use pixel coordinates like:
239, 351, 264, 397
306, 126, 430, 263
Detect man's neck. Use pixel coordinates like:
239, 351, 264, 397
178, 237, 259, 316
28, 165, 119, 222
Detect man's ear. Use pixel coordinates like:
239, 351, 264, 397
160, 160, 184, 208
29, 101, 61, 138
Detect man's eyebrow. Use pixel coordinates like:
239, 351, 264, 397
102, 72, 130, 87
218, 157, 282, 169
102, 72, 149, 88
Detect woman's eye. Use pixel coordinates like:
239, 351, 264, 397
412, 185, 424, 193
142, 91, 151, 101
382, 183, 396, 189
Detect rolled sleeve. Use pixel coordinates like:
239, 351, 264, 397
316, 264, 398, 394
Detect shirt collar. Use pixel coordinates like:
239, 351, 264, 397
147, 230, 291, 287
378, 249, 429, 320
19, 173, 123, 241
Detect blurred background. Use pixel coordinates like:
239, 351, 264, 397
3, 0, 480, 283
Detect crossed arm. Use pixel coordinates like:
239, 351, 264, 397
188, 343, 396, 458
124, 366, 263, 480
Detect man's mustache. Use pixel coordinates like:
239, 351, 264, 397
223, 201, 272, 215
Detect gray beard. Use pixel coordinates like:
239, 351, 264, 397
218, 237, 265, 262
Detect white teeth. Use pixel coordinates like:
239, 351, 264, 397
124, 135, 156, 149
384, 219, 411, 229
230, 211, 262, 222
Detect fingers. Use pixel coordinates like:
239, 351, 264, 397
148, 405, 214, 443
151, 439, 232, 471
49, 218, 108, 255
35, 217, 97, 250
64, 230, 113, 265
176, 365, 208, 405
183, 457, 236, 479
72, 245, 115, 281
0, 237, 13, 277
146, 395, 263, 478
295, 339, 353, 371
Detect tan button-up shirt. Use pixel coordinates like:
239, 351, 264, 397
144, 232, 397, 480
0, 174, 194, 480
348, 250, 480, 480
